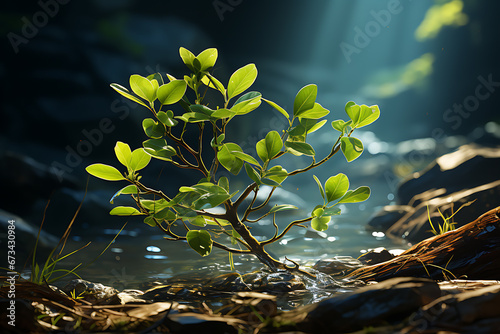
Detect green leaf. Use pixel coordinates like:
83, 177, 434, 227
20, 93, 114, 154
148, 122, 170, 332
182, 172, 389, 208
218, 176, 230, 192
227, 64, 258, 100
143, 216, 157, 227
211, 108, 236, 119
284, 141, 315, 156
110, 83, 149, 109
154, 207, 176, 220
186, 230, 213, 257
269, 204, 298, 214
196, 48, 218, 71
297, 102, 329, 119
345, 101, 361, 126
217, 143, 244, 175
143, 138, 176, 161
245, 163, 261, 184
323, 206, 341, 216
338, 186, 371, 203
211, 134, 225, 148
264, 166, 288, 185
263, 98, 289, 120
176, 112, 211, 123
201, 73, 226, 95
260, 178, 281, 187
357, 104, 380, 128
256, 131, 282, 162
331, 119, 347, 133
179, 47, 196, 72
305, 119, 327, 134
110, 206, 143, 216
110, 185, 138, 204
312, 205, 324, 217
313, 175, 325, 201
325, 173, 349, 203
140, 198, 170, 212
190, 104, 214, 115
179, 186, 196, 192
157, 80, 187, 105
86, 164, 125, 181
234, 91, 262, 105
311, 216, 331, 232
231, 97, 261, 115
147, 72, 164, 86
188, 215, 206, 227
157, 110, 178, 127
142, 118, 166, 139
293, 84, 317, 117
341, 137, 364, 162
129, 148, 151, 171
130, 74, 156, 102
114, 141, 132, 169
231, 151, 260, 167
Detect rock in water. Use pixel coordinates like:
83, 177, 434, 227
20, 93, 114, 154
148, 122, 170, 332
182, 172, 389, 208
350, 206, 500, 281
397, 144, 500, 205
368, 144, 500, 244
273, 277, 440, 333
408, 285, 500, 332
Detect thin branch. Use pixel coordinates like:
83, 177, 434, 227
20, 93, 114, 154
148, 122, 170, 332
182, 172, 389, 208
261, 216, 313, 246
249, 186, 276, 212
242, 189, 259, 221
233, 183, 258, 209
288, 135, 342, 176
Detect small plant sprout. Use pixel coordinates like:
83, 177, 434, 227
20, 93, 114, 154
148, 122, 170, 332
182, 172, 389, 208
86, 47, 380, 276
427, 200, 476, 236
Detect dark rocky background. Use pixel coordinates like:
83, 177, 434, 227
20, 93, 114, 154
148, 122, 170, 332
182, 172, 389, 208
1, 0, 500, 261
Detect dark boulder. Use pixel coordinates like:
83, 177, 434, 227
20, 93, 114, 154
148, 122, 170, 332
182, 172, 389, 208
273, 277, 440, 333
397, 144, 500, 206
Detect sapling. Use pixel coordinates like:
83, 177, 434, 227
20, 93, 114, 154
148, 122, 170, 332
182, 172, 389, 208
86, 47, 380, 276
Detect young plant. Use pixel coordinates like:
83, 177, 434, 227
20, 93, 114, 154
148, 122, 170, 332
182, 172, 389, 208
427, 200, 476, 236
86, 47, 380, 276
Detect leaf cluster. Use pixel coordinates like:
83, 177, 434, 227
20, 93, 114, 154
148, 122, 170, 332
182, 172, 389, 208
86, 47, 380, 267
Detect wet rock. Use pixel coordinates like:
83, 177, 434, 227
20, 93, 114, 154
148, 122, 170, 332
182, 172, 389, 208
370, 145, 500, 244
350, 206, 500, 281
358, 247, 395, 265
407, 285, 500, 333
312, 256, 364, 276
366, 204, 413, 232
61, 279, 118, 304
397, 144, 500, 206
203, 272, 252, 292
273, 277, 440, 333
386, 179, 500, 244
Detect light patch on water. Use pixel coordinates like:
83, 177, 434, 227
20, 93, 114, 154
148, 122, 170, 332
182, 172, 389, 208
144, 254, 168, 260
111, 247, 123, 253
146, 246, 161, 252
